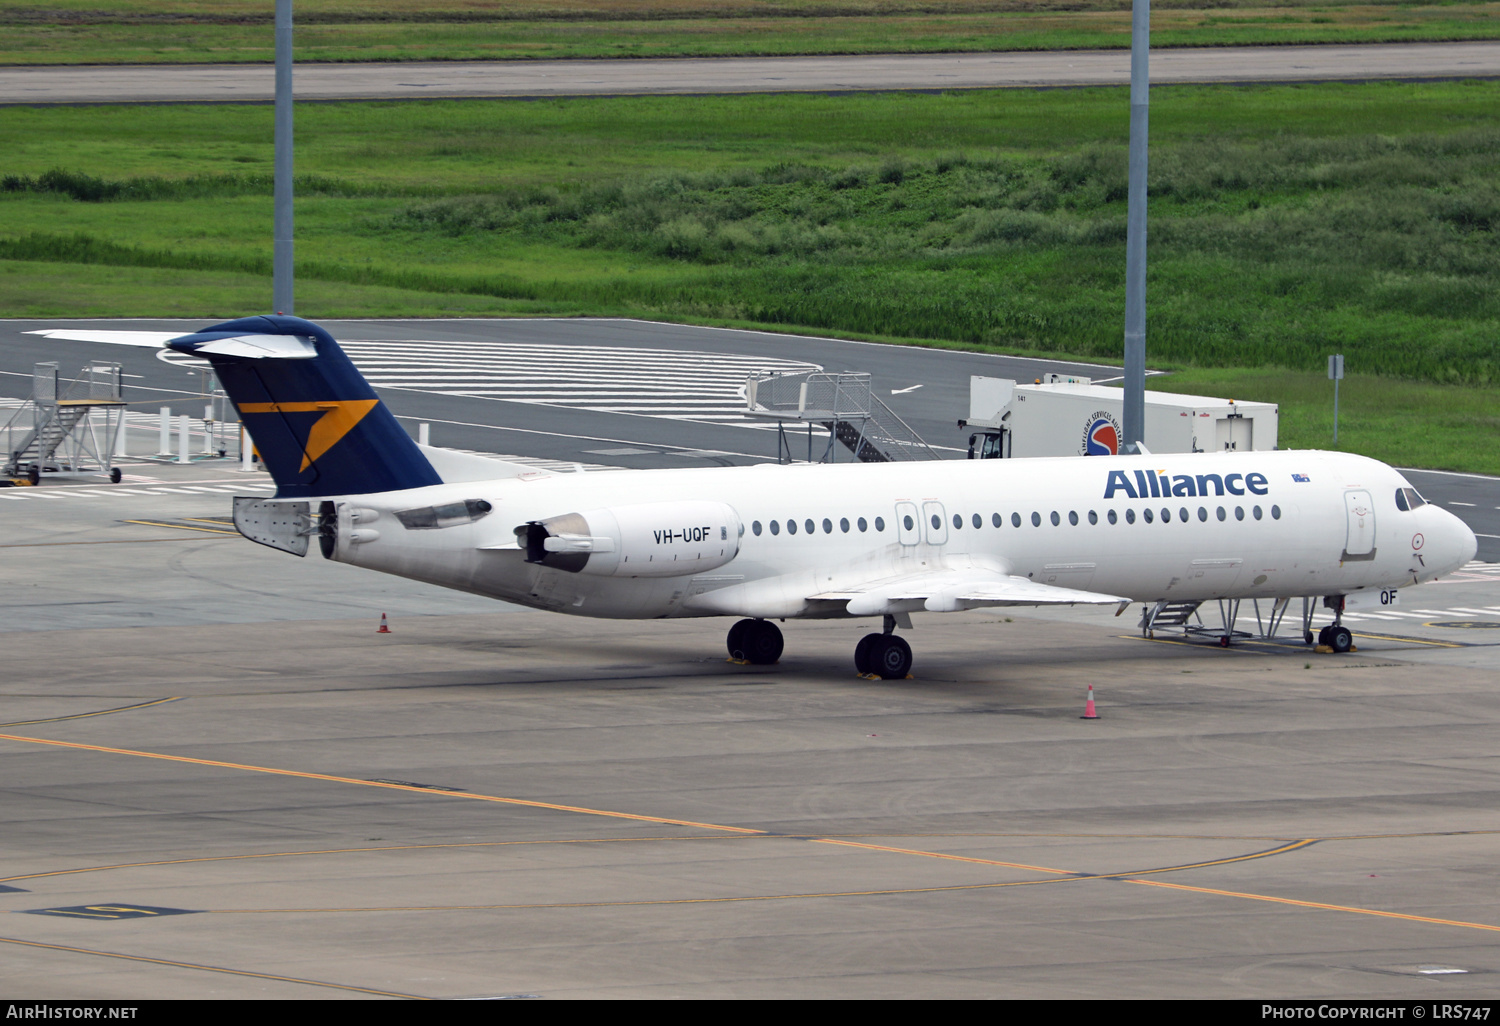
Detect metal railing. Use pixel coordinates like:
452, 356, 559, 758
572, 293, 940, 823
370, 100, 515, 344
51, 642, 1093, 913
744, 369, 940, 463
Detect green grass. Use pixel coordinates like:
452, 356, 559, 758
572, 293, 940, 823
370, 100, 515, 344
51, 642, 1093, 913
5, 1, 1500, 64
1, 81, 1498, 472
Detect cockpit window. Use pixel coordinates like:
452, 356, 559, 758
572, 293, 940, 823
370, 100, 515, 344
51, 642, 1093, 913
1395, 487, 1427, 512
395, 498, 492, 530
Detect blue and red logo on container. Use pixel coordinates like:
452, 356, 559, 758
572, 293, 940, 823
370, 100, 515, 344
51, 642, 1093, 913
1083, 411, 1121, 456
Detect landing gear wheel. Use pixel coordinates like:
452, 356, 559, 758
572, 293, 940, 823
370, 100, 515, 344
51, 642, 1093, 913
730, 619, 783, 665
109, 467, 122, 484
726, 618, 752, 660
26, 464, 39, 486
1218, 635, 1231, 648
1328, 625, 1353, 653
1317, 625, 1332, 647
854, 633, 882, 675
871, 635, 913, 679
1304, 630, 1315, 646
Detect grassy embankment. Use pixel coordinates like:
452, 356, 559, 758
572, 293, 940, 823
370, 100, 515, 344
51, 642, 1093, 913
5, 0, 1500, 64
1, 82, 1497, 471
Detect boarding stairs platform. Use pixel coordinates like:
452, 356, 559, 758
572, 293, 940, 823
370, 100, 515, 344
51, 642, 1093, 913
744, 370, 939, 464
3, 362, 125, 484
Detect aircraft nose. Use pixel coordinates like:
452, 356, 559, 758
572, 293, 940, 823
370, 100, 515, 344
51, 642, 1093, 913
1457, 516, 1478, 567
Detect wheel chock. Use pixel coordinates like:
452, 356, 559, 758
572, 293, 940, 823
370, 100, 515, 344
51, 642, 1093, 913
727, 657, 751, 666
1314, 644, 1335, 654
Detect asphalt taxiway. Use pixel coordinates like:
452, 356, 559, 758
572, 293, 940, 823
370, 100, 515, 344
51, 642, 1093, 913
2, 403, 1500, 997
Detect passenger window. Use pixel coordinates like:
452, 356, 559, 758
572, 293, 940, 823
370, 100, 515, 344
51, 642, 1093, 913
805, 519, 815, 535
952, 513, 962, 529
1108, 509, 1117, 525
858, 517, 868, 532
1088, 510, 1098, 525
1050, 511, 1060, 526
903, 515, 914, 531
931, 514, 942, 530
1198, 507, 1208, 522
1160, 508, 1170, 523
1216, 507, 1226, 521
1143, 508, 1154, 524
1179, 507, 1188, 522
787, 519, 798, 535
1031, 512, 1041, 527
1068, 511, 1079, 526
992, 513, 1002, 528
973, 513, 982, 529
1271, 505, 1281, 520
752, 521, 762, 536
1235, 506, 1245, 521
840, 517, 850, 533
770, 520, 780, 535
1012, 512, 1022, 528
875, 517, 886, 531
1126, 509, 1136, 524
822, 518, 833, 534
1253, 505, 1263, 520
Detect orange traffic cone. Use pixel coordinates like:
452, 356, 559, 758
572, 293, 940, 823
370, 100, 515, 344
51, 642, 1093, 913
377, 613, 391, 634
1080, 684, 1099, 720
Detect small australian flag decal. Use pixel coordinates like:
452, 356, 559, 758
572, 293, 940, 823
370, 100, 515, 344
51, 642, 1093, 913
1291, 473, 1310, 483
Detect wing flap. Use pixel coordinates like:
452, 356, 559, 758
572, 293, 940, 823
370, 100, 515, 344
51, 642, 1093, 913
810, 568, 1126, 615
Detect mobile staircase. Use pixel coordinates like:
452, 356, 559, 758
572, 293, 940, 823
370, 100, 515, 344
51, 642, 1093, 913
3, 362, 126, 485
744, 370, 939, 464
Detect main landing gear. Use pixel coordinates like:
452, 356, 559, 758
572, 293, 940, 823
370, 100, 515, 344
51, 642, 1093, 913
854, 614, 913, 679
727, 618, 783, 665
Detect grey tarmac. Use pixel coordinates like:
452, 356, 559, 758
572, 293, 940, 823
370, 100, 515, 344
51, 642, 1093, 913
2, 457, 1500, 998
3, 41, 1500, 105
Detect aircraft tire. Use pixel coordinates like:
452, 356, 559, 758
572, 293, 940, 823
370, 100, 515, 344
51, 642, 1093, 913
1304, 630, 1315, 646
1328, 625, 1353, 653
854, 633, 882, 675
1317, 625, 1332, 647
872, 635, 912, 679
743, 620, 783, 665
109, 467, 122, 484
726, 618, 753, 660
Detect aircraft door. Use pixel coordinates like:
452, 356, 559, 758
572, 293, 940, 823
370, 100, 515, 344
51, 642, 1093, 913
921, 500, 948, 545
1342, 489, 1377, 561
895, 501, 920, 546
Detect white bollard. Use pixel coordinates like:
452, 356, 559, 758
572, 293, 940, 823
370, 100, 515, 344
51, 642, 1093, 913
418, 422, 430, 446
241, 425, 256, 472
158, 407, 172, 455
177, 415, 192, 465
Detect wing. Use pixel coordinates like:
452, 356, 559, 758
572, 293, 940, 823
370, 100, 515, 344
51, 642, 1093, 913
809, 567, 1127, 615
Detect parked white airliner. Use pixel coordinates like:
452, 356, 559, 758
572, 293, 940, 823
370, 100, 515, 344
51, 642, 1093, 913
154, 317, 1478, 677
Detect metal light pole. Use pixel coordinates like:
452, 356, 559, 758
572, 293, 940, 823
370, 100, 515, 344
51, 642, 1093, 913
1121, 0, 1149, 453
273, 0, 294, 315
1329, 353, 1344, 444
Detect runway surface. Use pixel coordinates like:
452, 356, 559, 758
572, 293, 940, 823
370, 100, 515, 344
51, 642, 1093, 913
3, 42, 1500, 105
3, 455, 1500, 998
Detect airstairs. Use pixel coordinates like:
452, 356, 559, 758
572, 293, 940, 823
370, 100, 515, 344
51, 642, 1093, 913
3, 361, 126, 484
744, 370, 939, 464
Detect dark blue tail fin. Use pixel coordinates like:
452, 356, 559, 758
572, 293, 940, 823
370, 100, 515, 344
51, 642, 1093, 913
168, 315, 442, 498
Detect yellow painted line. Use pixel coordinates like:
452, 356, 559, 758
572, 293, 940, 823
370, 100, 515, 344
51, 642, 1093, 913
121, 520, 237, 535
1128, 878, 1500, 934
0, 733, 767, 836
810, 838, 1076, 876
1351, 631, 1465, 648
0, 537, 227, 548
0, 697, 181, 730
0, 935, 425, 999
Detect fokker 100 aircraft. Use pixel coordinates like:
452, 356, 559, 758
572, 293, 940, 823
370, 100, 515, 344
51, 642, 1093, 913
147, 316, 1476, 678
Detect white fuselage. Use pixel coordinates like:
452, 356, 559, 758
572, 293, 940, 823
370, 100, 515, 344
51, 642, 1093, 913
325, 449, 1477, 621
